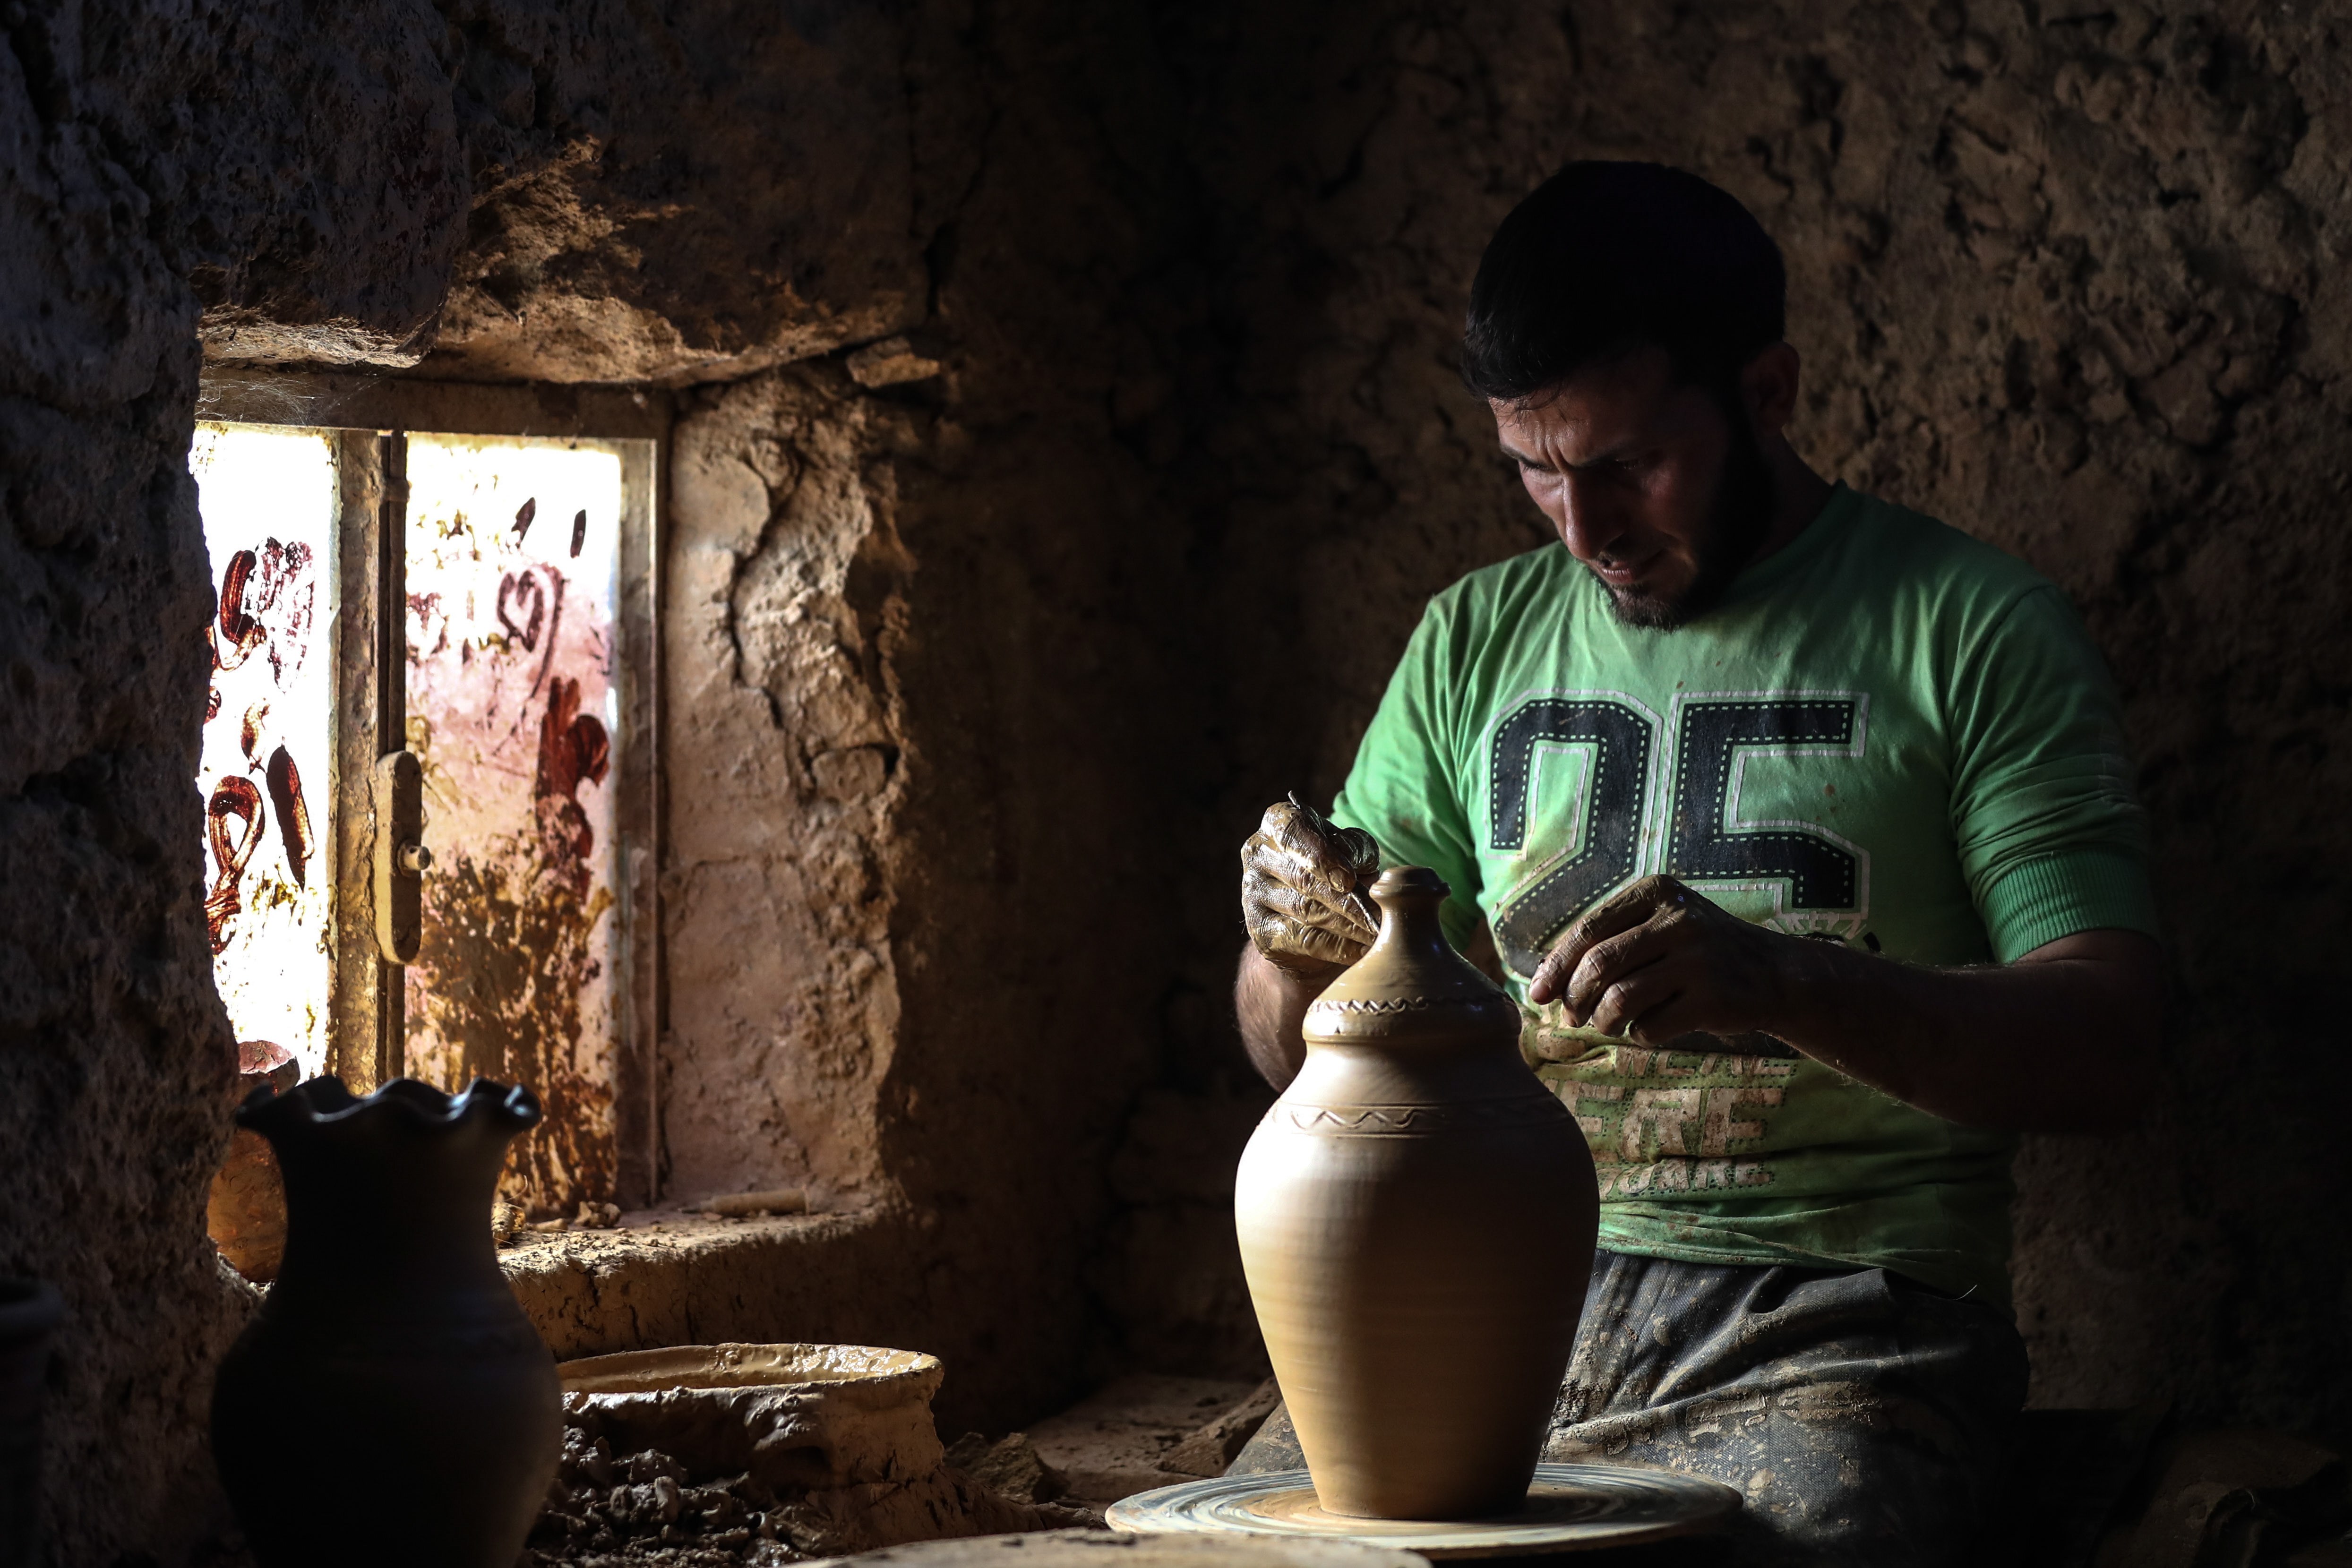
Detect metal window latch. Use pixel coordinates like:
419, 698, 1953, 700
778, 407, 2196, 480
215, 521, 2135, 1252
372, 751, 432, 964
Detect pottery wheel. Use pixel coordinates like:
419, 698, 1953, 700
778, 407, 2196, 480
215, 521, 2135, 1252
1107, 1465, 1742, 1559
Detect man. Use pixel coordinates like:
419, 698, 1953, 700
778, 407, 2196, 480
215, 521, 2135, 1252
1230, 163, 2163, 1565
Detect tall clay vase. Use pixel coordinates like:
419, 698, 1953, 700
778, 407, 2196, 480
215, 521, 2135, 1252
1236, 866, 1598, 1520
211, 1078, 561, 1568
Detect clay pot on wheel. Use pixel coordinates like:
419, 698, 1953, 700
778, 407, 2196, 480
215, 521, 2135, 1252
1235, 866, 1597, 1520
211, 1078, 560, 1568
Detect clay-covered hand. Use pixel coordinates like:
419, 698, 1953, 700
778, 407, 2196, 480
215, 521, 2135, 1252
1526, 874, 1792, 1043
1241, 795, 1382, 977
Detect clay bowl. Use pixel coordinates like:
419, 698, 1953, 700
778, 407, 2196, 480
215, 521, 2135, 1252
558, 1343, 944, 1489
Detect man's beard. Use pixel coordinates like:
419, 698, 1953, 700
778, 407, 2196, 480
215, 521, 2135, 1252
1597, 417, 1777, 631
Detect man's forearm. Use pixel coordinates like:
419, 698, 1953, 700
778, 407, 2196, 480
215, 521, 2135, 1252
1533, 877, 2166, 1134
1235, 943, 1338, 1091
1755, 929, 2164, 1132
1251, 874, 2165, 1129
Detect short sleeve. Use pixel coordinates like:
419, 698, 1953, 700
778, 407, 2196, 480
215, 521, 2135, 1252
1329, 596, 1486, 952
1948, 586, 2160, 960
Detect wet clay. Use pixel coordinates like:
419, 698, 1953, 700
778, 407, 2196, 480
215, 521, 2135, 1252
558, 1343, 944, 1490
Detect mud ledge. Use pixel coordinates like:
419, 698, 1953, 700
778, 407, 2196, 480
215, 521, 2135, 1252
503, 1206, 916, 1362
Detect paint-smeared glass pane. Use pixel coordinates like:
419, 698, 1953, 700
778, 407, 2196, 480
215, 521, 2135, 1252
404, 437, 623, 1218
192, 425, 337, 1078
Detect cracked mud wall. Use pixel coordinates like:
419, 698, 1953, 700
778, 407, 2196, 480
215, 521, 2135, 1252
652, 3, 1240, 1421
423, 2, 932, 384
663, 368, 914, 1217
1135, 0, 2352, 1438
14, 1, 2352, 1559
0, 1, 954, 1558
3, 2, 1193, 1547
0, 355, 249, 1567
0, 0, 474, 1557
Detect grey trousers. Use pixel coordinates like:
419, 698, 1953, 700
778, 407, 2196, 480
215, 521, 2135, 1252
1228, 1250, 2028, 1567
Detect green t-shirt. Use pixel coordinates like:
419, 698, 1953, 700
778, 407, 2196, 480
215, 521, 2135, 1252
1328, 485, 2157, 1309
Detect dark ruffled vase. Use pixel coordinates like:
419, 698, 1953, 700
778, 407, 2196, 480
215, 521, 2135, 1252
210, 1078, 560, 1568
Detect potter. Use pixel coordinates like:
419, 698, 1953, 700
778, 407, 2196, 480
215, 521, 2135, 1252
1235, 162, 2164, 1567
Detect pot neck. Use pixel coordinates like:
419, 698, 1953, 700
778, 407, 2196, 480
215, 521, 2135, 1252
245, 1078, 534, 1309
1300, 865, 1519, 1052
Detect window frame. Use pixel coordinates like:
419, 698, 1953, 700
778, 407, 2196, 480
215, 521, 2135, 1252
198, 373, 669, 1206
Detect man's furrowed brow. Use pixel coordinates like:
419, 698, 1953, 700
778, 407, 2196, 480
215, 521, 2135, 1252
1500, 434, 1640, 471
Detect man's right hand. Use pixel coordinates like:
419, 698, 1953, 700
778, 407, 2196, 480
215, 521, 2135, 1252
1240, 795, 1382, 978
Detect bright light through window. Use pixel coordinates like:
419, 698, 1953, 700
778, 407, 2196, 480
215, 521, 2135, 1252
190, 419, 637, 1218
193, 425, 337, 1077
404, 437, 626, 1210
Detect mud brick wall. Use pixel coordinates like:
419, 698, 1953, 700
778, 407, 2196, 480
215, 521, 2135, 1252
0, 5, 949, 1559
4, 1, 2349, 1561
1145, 0, 2352, 1440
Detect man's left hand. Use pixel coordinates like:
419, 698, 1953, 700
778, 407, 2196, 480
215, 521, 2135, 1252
1526, 875, 1790, 1043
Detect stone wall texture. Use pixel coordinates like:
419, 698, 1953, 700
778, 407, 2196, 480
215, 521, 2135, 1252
4, 0, 2350, 1561
1153, 0, 2352, 1439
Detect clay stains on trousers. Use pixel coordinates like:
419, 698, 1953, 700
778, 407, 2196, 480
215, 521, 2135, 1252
1231, 1251, 2026, 1567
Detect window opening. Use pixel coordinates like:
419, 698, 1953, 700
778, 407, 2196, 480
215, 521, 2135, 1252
403, 437, 628, 1215
193, 426, 339, 1079
190, 393, 661, 1217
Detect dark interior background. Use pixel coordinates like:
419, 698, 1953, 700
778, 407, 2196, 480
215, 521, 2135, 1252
2, 2, 2345, 1561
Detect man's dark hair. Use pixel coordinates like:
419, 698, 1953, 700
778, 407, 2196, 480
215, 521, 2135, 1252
1462, 162, 1786, 404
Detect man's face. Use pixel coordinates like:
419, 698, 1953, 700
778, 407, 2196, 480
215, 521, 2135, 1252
1492, 345, 1774, 629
